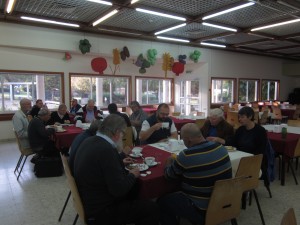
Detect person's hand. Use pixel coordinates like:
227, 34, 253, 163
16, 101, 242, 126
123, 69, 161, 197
123, 157, 135, 165
153, 123, 163, 131
27, 115, 33, 122
129, 168, 140, 178
122, 146, 131, 155
165, 156, 174, 166
206, 137, 225, 144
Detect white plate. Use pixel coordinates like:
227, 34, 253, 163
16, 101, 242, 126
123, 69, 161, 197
126, 163, 149, 172
146, 161, 158, 167
56, 129, 66, 133
129, 153, 143, 158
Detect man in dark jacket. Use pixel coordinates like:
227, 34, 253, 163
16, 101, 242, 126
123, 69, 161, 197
47, 103, 70, 125
108, 103, 131, 127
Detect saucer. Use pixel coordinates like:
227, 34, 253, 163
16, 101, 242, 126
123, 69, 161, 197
56, 129, 66, 133
126, 163, 149, 171
129, 153, 142, 158
146, 161, 158, 167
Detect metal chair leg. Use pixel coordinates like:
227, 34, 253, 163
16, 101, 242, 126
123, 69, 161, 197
17, 156, 28, 180
73, 214, 79, 225
58, 191, 71, 221
14, 154, 24, 173
231, 218, 238, 225
253, 190, 266, 225
288, 160, 298, 185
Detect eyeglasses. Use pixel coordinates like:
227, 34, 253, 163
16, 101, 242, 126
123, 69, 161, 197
159, 112, 169, 116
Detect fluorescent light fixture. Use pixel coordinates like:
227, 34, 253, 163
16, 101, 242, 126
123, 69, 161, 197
202, 22, 237, 32
86, 0, 112, 5
5, 0, 16, 13
155, 23, 186, 35
202, 2, 255, 20
92, 9, 119, 26
136, 8, 186, 21
98, 28, 142, 36
131, 0, 140, 4
20, 16, 80, 27
251, 19, 300, 31
157, 36, 190, 43
201, 42, 226, 48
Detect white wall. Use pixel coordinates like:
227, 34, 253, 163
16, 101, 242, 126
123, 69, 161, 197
0, 22, 299, 141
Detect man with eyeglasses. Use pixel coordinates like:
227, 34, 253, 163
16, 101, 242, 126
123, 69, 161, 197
139, 103, 177, 144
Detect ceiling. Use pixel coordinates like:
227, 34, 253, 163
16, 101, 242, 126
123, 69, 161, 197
1, 0, 300, 60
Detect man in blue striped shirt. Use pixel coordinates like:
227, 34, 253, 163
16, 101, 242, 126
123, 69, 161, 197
158, 123, 232, 225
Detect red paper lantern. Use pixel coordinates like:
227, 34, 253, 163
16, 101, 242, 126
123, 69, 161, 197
91, 57, 107, 74
172, 62, 184, 76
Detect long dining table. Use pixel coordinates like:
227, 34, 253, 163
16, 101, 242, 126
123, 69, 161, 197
54, 125, 83, 149
133, 142, 253, 199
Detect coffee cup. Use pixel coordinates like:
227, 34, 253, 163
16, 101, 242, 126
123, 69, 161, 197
56, 125, 63, 131
168, 139, 178, 151
145, 157, 155, 166
132, 147, 142, 156
162, 122, 169, 129
273, 125, 281, 133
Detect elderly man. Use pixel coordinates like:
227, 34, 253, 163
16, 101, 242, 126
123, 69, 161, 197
70, 98, 82, 115
28, 108, 58, 157
12, 98, 32, 149
29, 99, 44, 118
139, 103, 177, 144
201, 108, 234, 143
129, 101, 148, 140
74, 114, 159, 225
47, 103, 70, 125
158, 123, 232, 225
77, 99, 103, 123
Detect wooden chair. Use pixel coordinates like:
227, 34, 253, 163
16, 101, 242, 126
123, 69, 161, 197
259, 110, 269, 125
196, 111, 205, 117
60, 153, 87, 225
226, 111, 240, 130
205, 177, 244, 225
235, 154, 266, 225
195, 119, 206, 129
223, 104, 229, 113
287, 120, 300, 127
13, 130, 34, 180
122, 126, 134, 147
272, 106, 288, 124
254, 111, 259, 124
281, 208, 297, 225
172, 112, 181, 116
293, 105, 300, 120
286, 139, 300, 184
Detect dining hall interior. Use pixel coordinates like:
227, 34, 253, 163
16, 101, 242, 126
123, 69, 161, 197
1, 0, 300, 225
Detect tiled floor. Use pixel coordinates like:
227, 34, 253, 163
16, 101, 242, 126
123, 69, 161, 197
0, 140, 299, 225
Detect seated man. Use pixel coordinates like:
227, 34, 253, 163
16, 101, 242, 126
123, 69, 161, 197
28, 108, 58, 157
29, 99, 44, 118
69, 98, 82, 115
201, 108, 234, 142
129, 100, 148, 144
47, 104, 70, 125
108, 103, 131, 127
74, 114, 159, 225
76, 99, 103, 123
158, 123, 232, 225
139, 103, 177, 144
12, 98, 32, 149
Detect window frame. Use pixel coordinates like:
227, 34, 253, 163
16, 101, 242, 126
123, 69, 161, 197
210, 77, 237, 107
238, 78, 260, 103
0, 70, 64, 121
69, 73, 132, 108
135, 76, 174, 106
261, 79, 280, 101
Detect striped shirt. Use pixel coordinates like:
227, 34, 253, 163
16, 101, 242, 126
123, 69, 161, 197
165, 141, 232, 210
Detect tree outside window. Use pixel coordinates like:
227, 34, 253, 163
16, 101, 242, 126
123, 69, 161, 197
261, 80, 279, 101
238, 79, 259, 103
211, 78, 235, 104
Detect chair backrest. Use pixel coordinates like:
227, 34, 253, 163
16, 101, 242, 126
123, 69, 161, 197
197, 111, 206, 117
281, 208, 297, 225
226, 111, 240, 129
122, 126, 134, 147
61, 154, 86, 224
205, 177, 244, 225
13, 130, 33, 156
293, 106, 300, 120
254, 111, 259, 124
259, 110, 269, 125
235, 154, 263, 191
287, 120, 300, 127
293, 139, 300, 158
195, 119, 206, 128
272, 106, 282, 119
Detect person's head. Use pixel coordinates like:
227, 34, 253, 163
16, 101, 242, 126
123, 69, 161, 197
88, 119, 102, 136
209, 108, 224, 126
180, 123, 205, 148
36, 99, 43, 108
71, 98, 78, 107
108, 103, 118, 114
99, 114, 126, 152
20, 98, 32, 113
156, 103, 170, 122
238, 106, 255, 126
129, 101, 141, 113
38, 107, 51, 122
58, 104, 67, 115
86, 99, 95, 111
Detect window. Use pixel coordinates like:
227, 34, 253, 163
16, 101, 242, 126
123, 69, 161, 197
135, 77, 173, 105
0, 70, 64, 114
70, 73, 131, 107
238, 79, 259, 103
179, 80, 200, 115
211, 78, 235, 104
261, 79, 280, 101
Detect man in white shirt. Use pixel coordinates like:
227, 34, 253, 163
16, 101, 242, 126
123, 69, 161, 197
12, 98, 32, 149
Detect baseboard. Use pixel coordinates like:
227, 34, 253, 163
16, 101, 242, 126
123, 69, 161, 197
0, 138, 16, 143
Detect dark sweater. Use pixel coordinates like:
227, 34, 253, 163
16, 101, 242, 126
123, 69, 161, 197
145, 114, 172, 144
74, 136, 136, 218
47, 111, 70, 125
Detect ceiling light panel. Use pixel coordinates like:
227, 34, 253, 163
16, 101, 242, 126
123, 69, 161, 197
201, 42, 226, 48
136, 8, 186, 21
202, 22, 237, 32
239, 40, 294, 50
157, 36, 190, 43
86, 0, 112, 5
99, 8, 183, 32
13, 0, 112, 23
21, 16, 80, 27
206, 33, 264, 45
251, 20, 300, 36
155, 23, 186, 35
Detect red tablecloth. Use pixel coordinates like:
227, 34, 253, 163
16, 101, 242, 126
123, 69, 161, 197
55, 126, 83, 149
143, 108, 157, 114
132, 146, 179, 199
171, 117, 195, 131
281, 109, 296, 120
